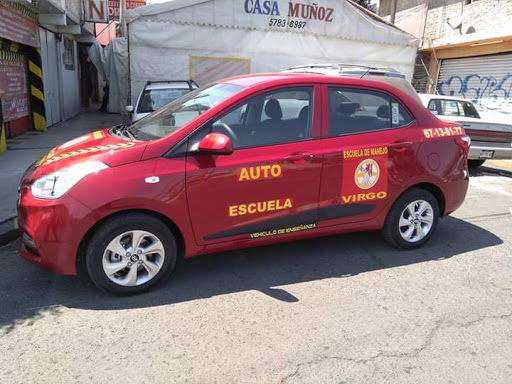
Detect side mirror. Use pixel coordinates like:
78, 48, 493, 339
198, 132, 233, 155
125, 105, 134, 113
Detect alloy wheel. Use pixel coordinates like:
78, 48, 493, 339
102, 230, 165, 286
398, 200, 434, 243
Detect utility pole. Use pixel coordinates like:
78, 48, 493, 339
119, 0, 127, 37
390, 0, 398, 24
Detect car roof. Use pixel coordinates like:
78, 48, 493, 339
144, 81, 193, 90
221, 72, 322, 87
285, 63, 406, 78
418, 93, 470, 103
222, 72, 421, 101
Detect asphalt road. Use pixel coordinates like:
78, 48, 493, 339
1, 169, 511, 383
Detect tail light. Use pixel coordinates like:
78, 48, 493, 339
455, 135, 471, 154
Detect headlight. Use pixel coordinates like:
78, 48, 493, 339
31, 161, 109, 199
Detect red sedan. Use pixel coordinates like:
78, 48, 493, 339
18, 73, 470, 294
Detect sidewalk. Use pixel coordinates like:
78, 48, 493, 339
484, 159, 512, 175
0, 108, 128, 243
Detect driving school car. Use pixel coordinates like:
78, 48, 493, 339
18, 73, 470, 294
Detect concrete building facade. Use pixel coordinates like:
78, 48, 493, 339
0, 0, 95, 142
379, 0, 512, 121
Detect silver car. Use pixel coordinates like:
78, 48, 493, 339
126, 80, 199, 121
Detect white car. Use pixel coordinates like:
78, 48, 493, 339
126, 80, 199, 121
285, 63, 421, 101
419, 93, 512, 167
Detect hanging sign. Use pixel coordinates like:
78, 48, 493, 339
0, 2, 39, 47
0, 51, 30, 122
109, 0, 146, 21
85, 0, 109, 23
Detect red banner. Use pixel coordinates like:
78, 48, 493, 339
109, 0, 146, 21
0, 2, 39, 47
0, 51, 30, 122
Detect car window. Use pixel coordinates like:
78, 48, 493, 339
460, 101, 480, 118
208, 87, 313, 149
328, 87, 412, 136
138, 88, 192, 113
442, 100, 461, 116
428, 99, 479, 118
127, 83, 244, 141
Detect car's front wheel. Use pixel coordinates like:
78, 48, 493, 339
86, 213, 177, 294
382, 189, 439, 249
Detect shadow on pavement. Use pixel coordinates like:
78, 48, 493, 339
0, 216, 503, 332
469, 166, 512, 178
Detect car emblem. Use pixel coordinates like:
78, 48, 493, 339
355, 159, 380, 190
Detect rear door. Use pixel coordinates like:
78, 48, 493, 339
317, 85, 423, 227
186, 85, 324, 245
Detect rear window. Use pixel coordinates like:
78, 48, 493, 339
427, 99, 480, 118
138, 88, 192, 113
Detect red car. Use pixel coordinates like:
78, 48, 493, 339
18, 73, 470, 294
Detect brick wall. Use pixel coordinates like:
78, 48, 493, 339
380, 0, 512, 48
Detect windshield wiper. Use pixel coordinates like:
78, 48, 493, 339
112, 124, 137, 141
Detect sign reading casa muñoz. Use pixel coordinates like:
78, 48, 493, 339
244, 0, 334, 29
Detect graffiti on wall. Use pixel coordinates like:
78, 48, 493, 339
437, 73, 512, 119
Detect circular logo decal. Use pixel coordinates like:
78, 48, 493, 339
355, 159, 380, 190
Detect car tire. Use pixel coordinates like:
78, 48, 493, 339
85, 213, 177, 295
382, 188, 439, 249
468, 159, 485, 168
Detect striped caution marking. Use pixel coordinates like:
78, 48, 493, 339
0, 37, 19, 53
27, 47, 46, 132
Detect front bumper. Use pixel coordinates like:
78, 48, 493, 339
17, 190, 94, 275
469, 141, 512, 160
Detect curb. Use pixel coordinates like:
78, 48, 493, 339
479, 165, 512, 178
0, 217, 18, 246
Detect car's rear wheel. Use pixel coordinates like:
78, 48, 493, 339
382, 189, 439, 249
86, 213, 177, 294
468, 159, 485, 168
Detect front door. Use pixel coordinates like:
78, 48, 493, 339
186, 85, 323, 245
318, 85, 422, 227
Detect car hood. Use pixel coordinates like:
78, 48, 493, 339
23, 128, 147, 183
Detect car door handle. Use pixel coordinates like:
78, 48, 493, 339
284, 152, 314, 163
389, 141, 412, 152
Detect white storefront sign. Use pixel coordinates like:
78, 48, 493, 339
84, 0, 109, 23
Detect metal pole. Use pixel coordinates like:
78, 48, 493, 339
120, 0, 127, 37
390, 0, 398, 24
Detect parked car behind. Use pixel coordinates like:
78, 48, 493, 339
19, 73, 470, 294
126, 80, 199, 121
419, 94, 512, 168
285, 63, 421, 101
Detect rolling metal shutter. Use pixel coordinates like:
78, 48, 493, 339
436, 53, 512, 120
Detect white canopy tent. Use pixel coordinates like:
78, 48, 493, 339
122, 0, 418, 109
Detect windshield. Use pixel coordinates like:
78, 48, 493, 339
137, 88, 192, 113
127, 83, 244, 141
